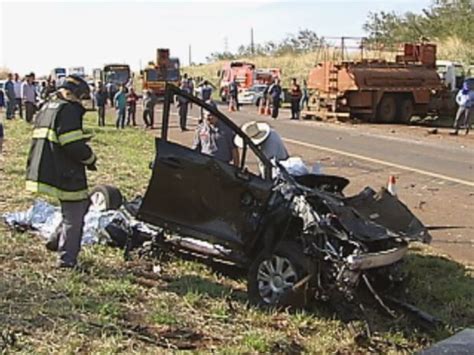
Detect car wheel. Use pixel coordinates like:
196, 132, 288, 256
255, 97, 261, 107
89, 185, 123, 211
248, 241, 313, 309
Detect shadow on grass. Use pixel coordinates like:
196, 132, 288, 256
158, 251, 473, 343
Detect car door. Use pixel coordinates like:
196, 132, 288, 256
137, 84, 274, 250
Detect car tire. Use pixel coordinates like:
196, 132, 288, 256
255, 97, 261, 107
247, 241, 314, 309
89, 185, 123, 211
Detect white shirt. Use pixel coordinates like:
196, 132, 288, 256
14, 81, 22, 98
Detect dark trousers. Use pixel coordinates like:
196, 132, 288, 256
25, 102, 36, 123
15, 98, 23, 118
116, 108, 126, 129
271, 98, 280, 119
97, 105, 106, 126
5, 100, 15, 119
291, 99, 300, 119
127, 104, 136, 126
179, 103, 188, 130
58, 199, 90, 266
143, 109, 154, 128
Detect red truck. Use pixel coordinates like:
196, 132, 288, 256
217, 61, 255, 101
254, 68, 281, 85
305, 43, 456, 123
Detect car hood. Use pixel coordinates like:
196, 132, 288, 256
274, 170, 431, 244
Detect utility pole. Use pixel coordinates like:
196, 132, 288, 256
224, 37, 229, 52
250, 27, 255, 55
188, 44, 192, 66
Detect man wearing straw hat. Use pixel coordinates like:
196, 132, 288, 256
235, 121, 289, 162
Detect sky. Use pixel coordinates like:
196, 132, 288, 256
0, 0, 432, 76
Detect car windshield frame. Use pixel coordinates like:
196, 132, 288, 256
161, 83, 273, 179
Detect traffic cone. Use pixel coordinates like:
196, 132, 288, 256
387, 175, 397, 196
265, 104, 271, 116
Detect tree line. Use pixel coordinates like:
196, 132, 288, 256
205, 0, 473, 63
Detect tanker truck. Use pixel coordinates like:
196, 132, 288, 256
304, 43, 456, 123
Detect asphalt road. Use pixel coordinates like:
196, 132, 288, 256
222, 105, 474, 186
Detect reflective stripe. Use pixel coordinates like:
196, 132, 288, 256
26, 180, 89, 201
82, 153, 96, 165
58, 129, 85, 145
32, 128, 59, 143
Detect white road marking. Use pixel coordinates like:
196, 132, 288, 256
283, 137, 474, 187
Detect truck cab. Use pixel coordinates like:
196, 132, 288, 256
218, 61, 255, 101
436, 60, 465, 91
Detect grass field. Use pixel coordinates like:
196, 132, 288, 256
1, 113, 473, 353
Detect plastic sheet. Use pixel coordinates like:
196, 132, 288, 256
3, 200, 123, 245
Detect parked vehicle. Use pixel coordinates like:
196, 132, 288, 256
254, 68, 281, 85
218, 61, 255, 101
102, 64, 131, 88
238, 84, 268, 106
68, 66, 86, 78
91, 84, 432, 309
50, 67, 67, 82
436, 60, 465, 91
141, 48, 180, 98
305, 43, 457, 123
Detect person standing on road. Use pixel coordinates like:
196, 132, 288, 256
142, 89, 157, 129
176, 82, 190, 131
451, 81, 474, 135
126, 87, 139, 126
228, 78, 239, 111
192, 100, 240, 166
25, 75, 97, 268
114, 85, 127, 129
94, 81, 108, 127
13, 73, 23, 119
199, 80, 214, 121
290, 78, 302, 120
300, 80, 309, 111
22, 73, 37, 123
268, 79, 282, 119
4, 73, 16, 120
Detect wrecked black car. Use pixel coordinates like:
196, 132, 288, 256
91, 84, 431, 309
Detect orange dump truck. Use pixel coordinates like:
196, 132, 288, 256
305, 43, 456, 123
142, 49, 180, 98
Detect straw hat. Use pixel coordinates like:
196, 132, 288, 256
234, 121, 271, 148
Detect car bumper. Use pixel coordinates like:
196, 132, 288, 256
345, 244, 408, 270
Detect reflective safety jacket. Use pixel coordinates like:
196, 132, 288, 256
25, 98, 96, 201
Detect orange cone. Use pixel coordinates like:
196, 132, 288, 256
387, 175, 397, 196
265, 105, 271, 116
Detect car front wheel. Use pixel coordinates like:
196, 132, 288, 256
89, 185, 123, 211
248, 241, 313, 308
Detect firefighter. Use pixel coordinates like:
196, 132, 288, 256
25, 75, 97, 268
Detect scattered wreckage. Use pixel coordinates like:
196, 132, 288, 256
88, 85, 433, 317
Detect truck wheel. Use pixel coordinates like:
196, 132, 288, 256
377, 95, 397, 123
397, 98, 414, 123
89, 185, 123, 211
248, 241, 313, 309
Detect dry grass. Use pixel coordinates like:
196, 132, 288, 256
185, 39, 473, 88
1, 113, 473, 353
